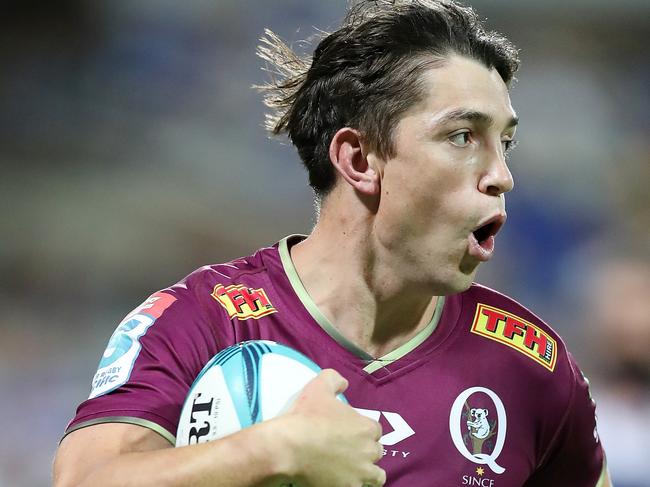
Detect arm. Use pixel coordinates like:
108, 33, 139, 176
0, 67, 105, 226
524, 354, 611, 487
53, 421, 288, 487
53, 369, 386, 487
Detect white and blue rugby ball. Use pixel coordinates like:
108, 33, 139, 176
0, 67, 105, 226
176, 340, 345, 447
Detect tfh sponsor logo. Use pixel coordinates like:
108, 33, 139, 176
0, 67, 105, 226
470, 304, 557, 371
211, 283, 278, 320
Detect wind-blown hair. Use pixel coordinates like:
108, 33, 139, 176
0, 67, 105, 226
257, 0, 520, 199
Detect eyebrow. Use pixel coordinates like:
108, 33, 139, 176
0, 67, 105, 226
432, 109, 519, 130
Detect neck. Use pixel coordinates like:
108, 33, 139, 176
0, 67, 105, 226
290, 196, 439, 358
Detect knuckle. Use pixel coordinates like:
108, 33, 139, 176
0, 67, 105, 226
377, 466, 387, 485
363, 440, 383, 462
365, 418, 382, 439
317, 368, 334, 381
375, 441, 384, 461
369, 465, 386, 486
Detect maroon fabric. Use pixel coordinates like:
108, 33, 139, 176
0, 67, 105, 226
66, 238, 604, 486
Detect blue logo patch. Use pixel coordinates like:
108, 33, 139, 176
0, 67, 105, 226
89, 314, 155, 398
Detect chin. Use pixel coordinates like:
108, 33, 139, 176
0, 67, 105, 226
443, 263, 479, 295
408, 250, 479, 295
427, 270, 475, 296
445, 277, 475, 295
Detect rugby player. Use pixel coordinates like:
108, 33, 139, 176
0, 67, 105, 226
53, 1, 611, 485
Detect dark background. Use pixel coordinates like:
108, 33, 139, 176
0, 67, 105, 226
1, 1, 648, 485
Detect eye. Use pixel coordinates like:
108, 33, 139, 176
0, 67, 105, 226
502, 139, 518, 156
449, 131, 471, 147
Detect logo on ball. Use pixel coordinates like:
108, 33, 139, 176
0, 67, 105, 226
176, 340, 343, 447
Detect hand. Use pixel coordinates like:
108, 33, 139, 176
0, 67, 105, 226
275, 369, 386, 487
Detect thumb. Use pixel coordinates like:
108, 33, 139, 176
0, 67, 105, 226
287, 368, 349, 414
313, 368, 349, 395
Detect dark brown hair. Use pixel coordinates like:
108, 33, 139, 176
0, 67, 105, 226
257, 0, 520, 199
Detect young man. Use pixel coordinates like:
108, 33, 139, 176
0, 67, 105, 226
53, 1, 611, 486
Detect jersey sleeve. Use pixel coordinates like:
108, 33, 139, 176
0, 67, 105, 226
524, 353, 607, 487
63, 279, 220, 445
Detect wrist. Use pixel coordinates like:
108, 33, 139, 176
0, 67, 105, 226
235, 417, 298, 486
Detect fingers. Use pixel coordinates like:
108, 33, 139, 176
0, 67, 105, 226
363, 465, 386, 487
316, 368, 349, 395
373, 441, 384, 462
370, 417, 382, 441
292, 369, 349, 413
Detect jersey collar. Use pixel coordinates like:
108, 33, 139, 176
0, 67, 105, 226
278, 235, 445, 374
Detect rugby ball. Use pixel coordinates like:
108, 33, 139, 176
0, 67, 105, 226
176, 340, 344, 447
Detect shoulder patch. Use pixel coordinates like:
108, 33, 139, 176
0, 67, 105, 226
470, 303, 557, 372
89, 292, 177, 398
211, 283, 278, 320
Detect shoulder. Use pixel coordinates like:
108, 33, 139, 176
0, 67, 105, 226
171, 244, 278, 303
459, 282, 597, 412
461, 284, 607, 478
464, 282, 558, 335
158, 243, 283, 330
456, 282, 588, 418
110, 243, 278, 356
457, 284, 603, 464
184, 244, 275, 285
460, 282, 566, 374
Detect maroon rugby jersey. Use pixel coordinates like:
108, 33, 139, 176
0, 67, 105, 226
66, 236, 606, 486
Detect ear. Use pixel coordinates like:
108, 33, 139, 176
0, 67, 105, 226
329, 127, 380, 196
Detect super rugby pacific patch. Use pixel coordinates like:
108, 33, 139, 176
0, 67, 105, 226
470, 303, 557, 372
89, 292, 177, 398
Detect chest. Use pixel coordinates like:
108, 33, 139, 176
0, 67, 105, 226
215, 301, 559, 486
338, 358, 537, 487
228, 333, 545, 485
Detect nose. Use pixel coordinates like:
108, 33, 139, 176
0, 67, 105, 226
478, 148, 515, 196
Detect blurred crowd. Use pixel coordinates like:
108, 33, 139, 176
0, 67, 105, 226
0, 1, 648, 485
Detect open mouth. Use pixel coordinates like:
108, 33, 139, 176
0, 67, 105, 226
468, 214, 506, 261
472, 218, 504, 246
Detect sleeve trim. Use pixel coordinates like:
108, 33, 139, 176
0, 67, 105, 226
63, 416, 176, 446
594, 460, 609, 487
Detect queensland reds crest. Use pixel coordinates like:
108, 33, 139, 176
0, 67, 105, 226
449, 387, 507, 474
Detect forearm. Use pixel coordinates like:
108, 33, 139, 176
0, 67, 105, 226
55, 421, 292, 487
54, 371, 384, 487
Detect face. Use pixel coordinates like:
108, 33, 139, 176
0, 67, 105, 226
369, 55, 518, 294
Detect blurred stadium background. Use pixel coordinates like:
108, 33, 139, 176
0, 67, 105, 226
0, 1, 648, 485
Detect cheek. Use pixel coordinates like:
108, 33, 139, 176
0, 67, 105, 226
378, 153, 474, 236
